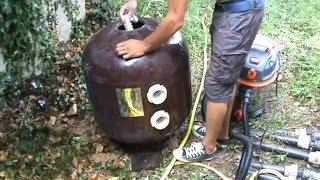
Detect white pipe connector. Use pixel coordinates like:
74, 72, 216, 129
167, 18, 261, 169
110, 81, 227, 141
284, 164, 298, 179
150, 110, 170, 130
297, 134, 311, 149
168, 31, 183, 45
309, 151, 320, 167
147, 84, 167, 105
123, 15, 138, 31
124, 19, 134, 31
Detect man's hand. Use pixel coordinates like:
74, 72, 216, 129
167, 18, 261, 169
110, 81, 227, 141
116, 0, 188, 59
116, 39, 150, 59
119, 0, 138, 22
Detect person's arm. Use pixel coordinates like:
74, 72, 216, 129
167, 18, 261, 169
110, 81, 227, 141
116, 0, 188, 59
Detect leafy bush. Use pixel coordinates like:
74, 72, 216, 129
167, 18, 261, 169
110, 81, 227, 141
0, 0, 121, 107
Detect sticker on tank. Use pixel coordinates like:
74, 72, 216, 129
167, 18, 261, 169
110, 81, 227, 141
116, 88, 144, 117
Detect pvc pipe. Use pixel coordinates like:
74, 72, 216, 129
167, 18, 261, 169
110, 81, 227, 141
252, 141, 320, 166
259, 174, 281, 180
251, 161, 320, 179
249, 168, 283, 180
274, 129, 320, 140
252, 130, 320, 150
251, 162, 285, 173
252, 141, 310, 160
271, 134, 299, 146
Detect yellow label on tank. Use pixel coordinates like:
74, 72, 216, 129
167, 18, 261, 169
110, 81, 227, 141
116, 88, 144, 117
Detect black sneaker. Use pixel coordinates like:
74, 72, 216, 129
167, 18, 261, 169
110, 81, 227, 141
172, 142, 216, 162
192, 125, 230, 149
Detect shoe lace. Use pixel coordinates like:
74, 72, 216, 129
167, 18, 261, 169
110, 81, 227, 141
199, 127, 206, 133
184, 142, 205, 158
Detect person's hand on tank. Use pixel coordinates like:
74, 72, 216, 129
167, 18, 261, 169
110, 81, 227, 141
119, 0, 138, 23
116, 39, 150, 59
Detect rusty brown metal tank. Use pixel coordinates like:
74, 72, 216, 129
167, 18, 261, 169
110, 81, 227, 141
83, 17, 191, 145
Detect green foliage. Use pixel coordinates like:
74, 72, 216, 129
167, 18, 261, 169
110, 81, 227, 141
0, 1, 58, 76
87, 0, 122, 27
0, 0, 122, 107
260, 0, 320, 102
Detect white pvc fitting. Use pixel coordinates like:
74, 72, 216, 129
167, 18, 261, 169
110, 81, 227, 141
309, 151, 320, 167
123, 15, 139, 31
168, 31, 183, 45
124, 19, 134, 31
284, 164, 298, 179
147, 84, 167, 105
150, 110, 170, 130
294, 128, 307, 137
297, 134, 311, 149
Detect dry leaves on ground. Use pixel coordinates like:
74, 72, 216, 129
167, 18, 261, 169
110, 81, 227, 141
96, 144, 104, 153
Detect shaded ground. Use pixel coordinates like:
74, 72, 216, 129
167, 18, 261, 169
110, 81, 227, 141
1, 0, 320, 179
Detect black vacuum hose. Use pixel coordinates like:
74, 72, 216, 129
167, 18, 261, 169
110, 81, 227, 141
230, 132, 253, 180
231, 88, 253, 180
242, 98, 250, 137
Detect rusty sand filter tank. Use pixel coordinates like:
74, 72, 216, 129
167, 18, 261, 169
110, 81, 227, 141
83, 18, 192, 170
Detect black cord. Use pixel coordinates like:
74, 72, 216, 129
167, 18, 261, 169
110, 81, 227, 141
258, 77, 281, 171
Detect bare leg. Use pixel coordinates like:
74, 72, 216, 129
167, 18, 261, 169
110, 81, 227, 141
202, 101, 228, 154
218, 86, 236, 140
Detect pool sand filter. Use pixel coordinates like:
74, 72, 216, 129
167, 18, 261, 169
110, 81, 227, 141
83, 17, 191, 171
83, 17, 320, 177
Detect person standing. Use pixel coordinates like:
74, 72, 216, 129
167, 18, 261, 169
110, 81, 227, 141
116, 0, 265, 162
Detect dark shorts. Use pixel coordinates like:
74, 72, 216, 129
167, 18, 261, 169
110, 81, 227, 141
205, 3, 265, 103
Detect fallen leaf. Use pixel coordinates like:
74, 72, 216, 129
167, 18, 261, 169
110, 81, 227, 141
65, 52, 71, 58
112, 160, 126, 168
90, 153, 118, 164
49, 116, 57, 126
0, 132, 4, 138
57, 76, 64, 82
27, 155, 33, 160
63, 118, 77, 125
72, 157, 78, 167
96, 144, 104, 153
49, 135, 62, 143
88, 173, 98, 180
0, 151, 7, 162
71, 170, 78, 180
75, 144, 81, 151
54, 152, 61, 159
67, 104, 78, 116
0, 171, 6, 178
97, 173, 108, 180
108, 177, 120, 180
58, 113, 66, 118
77, 163, 83, 174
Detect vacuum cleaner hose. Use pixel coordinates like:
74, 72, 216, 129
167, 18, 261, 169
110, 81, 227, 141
230, 88, 253, 179
230, 132, 253, 180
